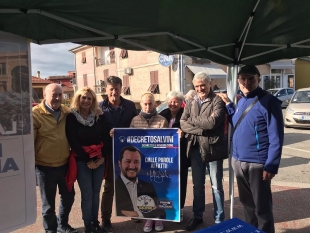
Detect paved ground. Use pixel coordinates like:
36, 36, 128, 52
13, 121, 310, 233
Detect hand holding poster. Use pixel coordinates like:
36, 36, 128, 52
113, 128, 180, 222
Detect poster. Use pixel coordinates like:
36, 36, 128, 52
113, 128, 180, 222
0, 31, 36, 233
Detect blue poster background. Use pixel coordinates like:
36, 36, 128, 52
113, 128, 180, 221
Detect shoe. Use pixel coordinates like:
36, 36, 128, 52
57, 224, 78, 233
143, 220, 154, 233
84, 225, 95, 233
91, 221, 102, 232
185, 217, 203, 231
180, 209, 184, 222
131, 218, 141, 223
154, 220, 164, 232
101, 219, 113, 233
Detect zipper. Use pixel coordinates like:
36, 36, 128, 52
254, 126, 259, 150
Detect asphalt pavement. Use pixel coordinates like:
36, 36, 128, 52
13, 114, 310, 232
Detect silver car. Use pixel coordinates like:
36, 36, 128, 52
285, 88, 310, 128
267, 88, 295, 108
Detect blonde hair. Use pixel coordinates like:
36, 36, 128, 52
141, 93, 155, 102
71, 87, 99, 117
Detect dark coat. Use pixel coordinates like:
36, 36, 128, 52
115, 176, 166, 219
180, 90, 228, 163
99, 96, 137, 155
159, 108, 189, 166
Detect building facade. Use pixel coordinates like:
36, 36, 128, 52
71, 45, 298, 109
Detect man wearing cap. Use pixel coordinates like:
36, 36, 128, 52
218, 65, 284, 233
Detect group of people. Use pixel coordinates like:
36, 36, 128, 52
33, 65, 284, 233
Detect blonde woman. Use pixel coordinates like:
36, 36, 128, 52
65, 87, 109, 233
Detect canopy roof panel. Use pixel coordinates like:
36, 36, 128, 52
1, 0, 310, 65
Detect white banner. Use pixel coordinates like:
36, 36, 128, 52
0, 31, 36, 232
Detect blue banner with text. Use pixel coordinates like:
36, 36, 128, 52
113, 128, 180, 222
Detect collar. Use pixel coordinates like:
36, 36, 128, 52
120, 173, 138, 185
104, 96, 126, 108
242, 86, 262, 98
44, 101, 60, 112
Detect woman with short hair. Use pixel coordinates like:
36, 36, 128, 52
159, 91, 190, 222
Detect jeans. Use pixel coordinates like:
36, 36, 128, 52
35, 163, 75, 233
190, 147, 225, 223
76, 161, 105, 226
101, 154, 114, 221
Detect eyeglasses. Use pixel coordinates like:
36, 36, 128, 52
238, 75, 256, 82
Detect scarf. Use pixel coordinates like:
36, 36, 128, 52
71, 109, 96, 127
140, 108, 157, 120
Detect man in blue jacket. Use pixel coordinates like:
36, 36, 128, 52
219, 65, 284, 233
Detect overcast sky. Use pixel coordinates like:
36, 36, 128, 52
30, 43, 78, 78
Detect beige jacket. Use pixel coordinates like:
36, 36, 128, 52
130, 113, 168, 128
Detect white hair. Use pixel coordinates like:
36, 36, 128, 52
166, 91, 184, 102
192, 72, 211, 84
185, 90, 196, 100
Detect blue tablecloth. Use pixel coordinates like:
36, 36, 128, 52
194, 218, 265, 233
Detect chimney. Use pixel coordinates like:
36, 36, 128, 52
37, 71, 40, 79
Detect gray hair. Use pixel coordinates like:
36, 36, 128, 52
185, 90, 196, 100
192, 72, 211, 84
106, 76, 122, 87
166, 91, 184, 102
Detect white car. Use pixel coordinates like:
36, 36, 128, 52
267, 88, 295, 107
285, 88, 310, 128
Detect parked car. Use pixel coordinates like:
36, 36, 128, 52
267, 88, 295, 108
156, 101, 168, 113
285, 88, 310, 128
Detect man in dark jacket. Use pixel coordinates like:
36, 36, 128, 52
115, 146, 166, 219
219, 65, 284, 233
99, 76, 137, 232
180, 72, 227, 231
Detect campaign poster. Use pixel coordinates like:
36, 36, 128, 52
0, 31, 36, 233
113, 128, 180, 222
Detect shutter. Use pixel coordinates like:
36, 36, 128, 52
83, 74, 88, 86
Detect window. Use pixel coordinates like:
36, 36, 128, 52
33, 88, 43, 99
120, 49, 128, 59
271, 69, 281, 73
147, 71, 159, 94
0, 63, 6, 75
287, 89, 294, 95
122, 75, 130, 95
109, 47, 115, 63
83, 74, 88, 87
81, 52, 86, 63
103, 69, 109, 85
277, 89, 287, 97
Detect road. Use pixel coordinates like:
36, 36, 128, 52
13, 110, 310, 233
222, 109, 310, 185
